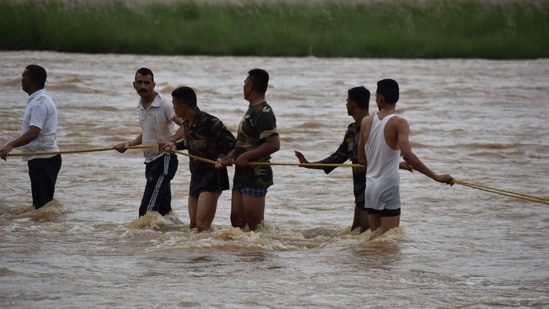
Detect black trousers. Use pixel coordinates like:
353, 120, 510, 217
139, 154, 178, 217
27, 154, 62, 209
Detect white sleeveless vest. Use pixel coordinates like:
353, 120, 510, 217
364, 113, 401, 210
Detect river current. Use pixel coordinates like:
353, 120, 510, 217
0, 51, 548, 308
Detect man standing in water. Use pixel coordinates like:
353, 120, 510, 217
218, 68, 280, 231
294, 86, 371, 233
114, 67, 183, 217
0, 64, 62, 209
358, 78, 454, 234
160, 86, 236, 232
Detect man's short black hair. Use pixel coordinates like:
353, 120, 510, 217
172, 86, 197, 108
348, 86, 370, 110
247, 68, 269, 94
136, 67, 154, 82
25, 64, 47, 88
376, 79, 399, 104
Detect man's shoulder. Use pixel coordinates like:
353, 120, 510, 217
361, 114, 374, 125
388, 114, 407, 124
197, 110, 218, 125
30, 91, 55, 107
259, 101, 274, 112
386, 114, 409, 133
346, 122, 359, 134
155, 93, 171, 106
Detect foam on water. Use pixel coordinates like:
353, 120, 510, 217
0, 51, 547, 308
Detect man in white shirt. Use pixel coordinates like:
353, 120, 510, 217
114, 68, 183, 217
0, 64, 62, 209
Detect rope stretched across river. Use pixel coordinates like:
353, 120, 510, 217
452, 179, 549, 205
6, 146, 549, 205
172, 151, 549, 205
174, 150, 361, 168
6, 145, 156, 157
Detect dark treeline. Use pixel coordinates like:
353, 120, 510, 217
1, 0, 548, 59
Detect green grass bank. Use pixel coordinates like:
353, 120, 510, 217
1, 0, 548, 59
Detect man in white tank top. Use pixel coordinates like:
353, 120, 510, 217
358, 79, 454, 234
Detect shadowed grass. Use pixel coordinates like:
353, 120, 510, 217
1, 0, 548, 58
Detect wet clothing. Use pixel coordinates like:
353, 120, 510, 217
21, 89, 59, 161
21, 89, 61, 209
236, 187, 268, 198
28, 154, 62, 209
139, 153, 178, 217
366, 207, 401, 217
233, 101, 278, 190
364, 113, 401, 212
319, 122, 366, 209
175, 109, 236, 197
136, 93, 178, 216
138, 93, 176, 163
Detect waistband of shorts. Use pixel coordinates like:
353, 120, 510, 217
234, 187, 268, 197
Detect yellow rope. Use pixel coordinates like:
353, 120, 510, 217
7, 144, 157, 157
174, 151, 548, 205
174, 150, 216, 164
453, 179, 549, 205
250, 161, 362, 168
174, 150, 361, 168
7, 147, 548, 205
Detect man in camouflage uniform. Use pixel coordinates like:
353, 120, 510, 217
218, 68, 280, 231
295, 86, 371, 233
161, 86, 235, 232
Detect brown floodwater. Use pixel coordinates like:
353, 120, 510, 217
0, 51, 548, 308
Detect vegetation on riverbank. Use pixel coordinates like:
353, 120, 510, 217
1, 0, 548, 59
